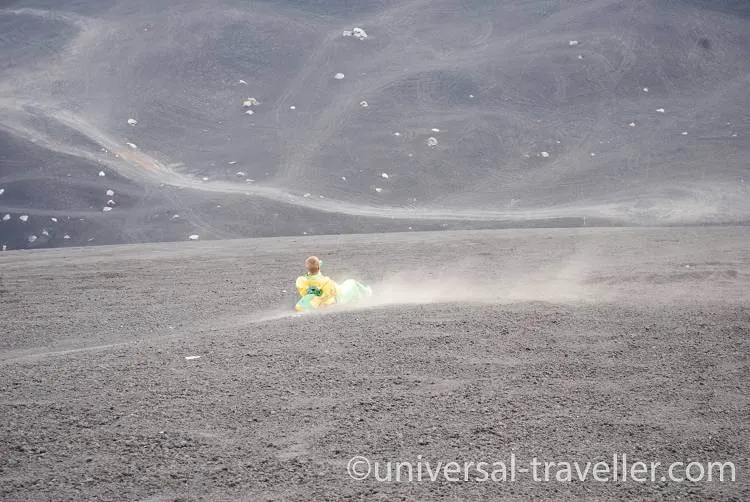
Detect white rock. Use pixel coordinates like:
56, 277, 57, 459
188, 234, 200, 240
469, 94, 475, 98
629, 122, 636, 127
106, 189, 115, 196
290, 105, 296, 110
245, 179, 254, 183
334, 73, 345, 80
228, 161, 238, 165
569, 40, 579, 46
1, 244, 5, 251
656, 108, 665, 113
202, 177, 209, 181
103, 206, 112, 212
343, 27, 368, 40
171, 214, 180, 219
50, 217, 58, 223
590, 152, 596, 157
359, 100, 369, 108
98, 171, 106, 177
127, 118, 138, 126
185, 355, 201, 360
341, 176, 346, 181
41, 229, 49, 236
577, 54, 584, 60
642, 87, 649, 92
374, 187, 383, 193
245, 109, 255, 116
236, 171, 247, 177
28, 235, 37, 243
239, 80, 248, 85
243, 98, 259, 107
2, 214, 10, 222
0, 188, 4, 195
381, 172, 389, 179
19, 215, 29, 222
731, 133, 738, 138
541, 151, 550, 158
303, 193, 311, 198
681, 131, 688, 136
393, 132, 401, 136
431, 128, 440, 132
126, 142, 138, 149
63, 234, 71, 240
426, 137, 438, 147
107, 199, 116, 206
319, 195, 325, 199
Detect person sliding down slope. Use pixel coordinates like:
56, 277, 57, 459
295, 256, 372, 312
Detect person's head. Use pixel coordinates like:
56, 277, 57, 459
305, 256, 321, 274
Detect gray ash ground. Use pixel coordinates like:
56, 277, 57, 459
2, 0, 750, 251
0, 227, 748, 500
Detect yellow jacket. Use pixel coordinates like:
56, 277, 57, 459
295, 273, 338, 308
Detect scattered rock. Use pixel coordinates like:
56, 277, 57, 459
303, 193, 311, 198
188, 234, 200, 240
381, 172, 389, 179
341, 176, 346, 181
107, 200, 116, 206
393, 132, 401, 136
629, 122, 636, 127
569, 40, 579, 46
127, 118, 138, 126
0, 188, 4, 195
185, 355, 201, 360
102, 206, 112, 212
656, 108, 665, 113
235, 171, 247, 177
98, 171, 106, 177
374, 187, 383, 193
541, 151, 550, 158
426, 137, 438, 147
343, 27, 368, 40
431, 128, 440, 132
642, 87, 649, 93
19, 215, 29, 222
126, 142, 138, 149
106, 189, 115, 196
2, 214, 10, 222
245, 109, 255, 116
289, 105, 296, 110
63, 234, 71, 240
41, 229, 49, 237
243, 98, 259, 107
359, 100, 369, 108
334, 73, 345, 80
50, 217, 58, 223
681, 131, 688, 136
28, 235, 37, 243
239, 80, 248, 85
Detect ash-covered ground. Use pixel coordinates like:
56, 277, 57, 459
1, 0, 750, 250
0, 227, 748, 500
